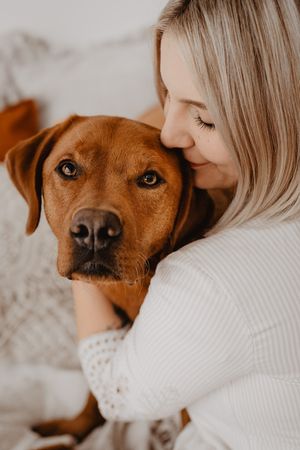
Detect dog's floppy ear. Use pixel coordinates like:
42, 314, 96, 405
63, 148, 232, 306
169, 159, 194, 249
5, 115, 79, 235
169, 159, 214, 250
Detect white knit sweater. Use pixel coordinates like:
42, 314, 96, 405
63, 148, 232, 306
79, 218, 300, 450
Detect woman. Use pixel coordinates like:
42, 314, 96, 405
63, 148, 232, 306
73, 1, 300, 448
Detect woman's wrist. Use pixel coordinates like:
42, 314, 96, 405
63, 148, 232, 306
72, 281, 123, 340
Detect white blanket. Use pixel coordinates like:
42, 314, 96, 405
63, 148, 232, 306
0, 364, 180, 450
0, 29, 180, 450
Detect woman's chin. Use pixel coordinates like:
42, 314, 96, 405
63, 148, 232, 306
193, 170, 236, 190
193, 174, 222, 190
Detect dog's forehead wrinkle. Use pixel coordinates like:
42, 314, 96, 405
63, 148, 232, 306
74, 126, 85, 145
92, 116, 123, 142
59, 118, 109, 149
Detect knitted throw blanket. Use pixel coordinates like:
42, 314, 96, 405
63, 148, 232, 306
0, 165, 180, 449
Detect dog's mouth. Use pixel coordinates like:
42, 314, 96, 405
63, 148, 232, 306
77, 260, 119, 277
66, 245, 122, 281
69, 257, 122, 280
64, 242, 163, 283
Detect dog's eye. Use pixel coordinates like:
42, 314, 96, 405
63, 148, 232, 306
56, 161, 79, 179
137, 171, 164, 188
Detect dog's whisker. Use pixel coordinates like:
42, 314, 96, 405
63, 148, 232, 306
121, 251, 147, 285
135, 251, 149, 281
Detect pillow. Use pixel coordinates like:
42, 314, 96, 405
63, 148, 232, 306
12, 29, 158, 127
0, 99, 39, 162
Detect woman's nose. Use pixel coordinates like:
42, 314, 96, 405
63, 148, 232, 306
160, 106, 194, 149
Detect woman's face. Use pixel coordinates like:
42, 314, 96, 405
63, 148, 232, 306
160, 31, 238, 190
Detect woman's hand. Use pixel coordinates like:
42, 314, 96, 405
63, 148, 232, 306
72, 281, 123, 340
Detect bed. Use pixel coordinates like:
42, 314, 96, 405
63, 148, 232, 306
0, 1, 181, 448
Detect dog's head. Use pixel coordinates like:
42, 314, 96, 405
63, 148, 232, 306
6, 115, 212, 283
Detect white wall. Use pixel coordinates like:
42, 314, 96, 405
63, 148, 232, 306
0, 0, 167, 47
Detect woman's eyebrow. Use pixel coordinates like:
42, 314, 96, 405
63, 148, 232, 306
179, 99, 207, 110
160, 74, 207, 110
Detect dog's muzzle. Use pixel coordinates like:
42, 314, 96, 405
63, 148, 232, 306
68, 208, 123, 278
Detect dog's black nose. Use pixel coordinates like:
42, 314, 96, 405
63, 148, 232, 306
70, 208, 122, 250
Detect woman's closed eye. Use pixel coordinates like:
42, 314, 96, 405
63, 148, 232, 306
164, 90, 215, 131
191, 110, 215, 131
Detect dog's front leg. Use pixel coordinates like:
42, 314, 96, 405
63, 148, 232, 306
32, 392, 104, 446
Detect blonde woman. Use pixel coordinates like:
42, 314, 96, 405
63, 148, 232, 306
73, 1, 300, 448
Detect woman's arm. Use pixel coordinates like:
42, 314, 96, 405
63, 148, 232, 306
72, 281, 123, 339
75, 252, 252, 422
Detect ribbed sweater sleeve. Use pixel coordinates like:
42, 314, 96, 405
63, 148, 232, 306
78, 252, 253, 422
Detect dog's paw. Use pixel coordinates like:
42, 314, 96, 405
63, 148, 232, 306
29, 432, 77, 450
32, 419, 75, 438
32, 413, 106, 443
32, 445, 74, 450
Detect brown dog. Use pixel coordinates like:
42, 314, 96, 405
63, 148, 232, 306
6, 115, 214, 448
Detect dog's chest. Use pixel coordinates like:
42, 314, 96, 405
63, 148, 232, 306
100, 279, 150, 320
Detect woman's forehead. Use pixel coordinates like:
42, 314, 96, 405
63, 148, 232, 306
160, 31, 205, 104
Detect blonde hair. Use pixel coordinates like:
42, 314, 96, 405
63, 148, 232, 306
154, 0, 300, 235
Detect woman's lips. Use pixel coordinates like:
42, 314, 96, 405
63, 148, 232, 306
189, 162, 210, 170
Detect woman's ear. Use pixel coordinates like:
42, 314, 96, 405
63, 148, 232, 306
5, 115, 78, 235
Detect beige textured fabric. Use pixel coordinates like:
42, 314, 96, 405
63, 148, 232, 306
0, 165, 79, 368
